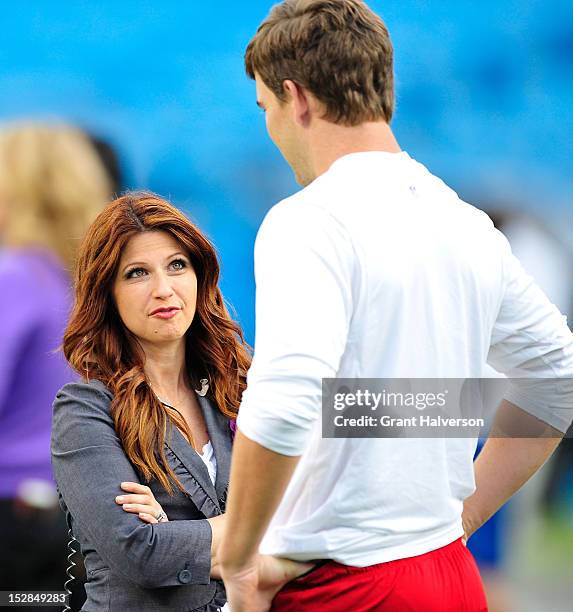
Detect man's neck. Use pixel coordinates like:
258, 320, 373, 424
308, 120, 401, 181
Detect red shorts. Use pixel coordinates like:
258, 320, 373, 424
271, 539, 488, 611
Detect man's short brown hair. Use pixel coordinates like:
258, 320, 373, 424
245, 0, 394, 126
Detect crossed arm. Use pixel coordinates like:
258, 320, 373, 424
51, 381, 217, 587
52, 380, 307, 596
113, 481, 227, 578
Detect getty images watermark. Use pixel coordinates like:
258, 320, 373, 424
322, 378, 573, 439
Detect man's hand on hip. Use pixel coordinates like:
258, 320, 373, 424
222, 553, 315, 612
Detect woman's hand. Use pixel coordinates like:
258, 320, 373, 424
115, 481, 168, 524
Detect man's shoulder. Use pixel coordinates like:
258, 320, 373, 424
260, 183, 338, 235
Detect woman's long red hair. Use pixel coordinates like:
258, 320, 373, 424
63, 192, 251, 493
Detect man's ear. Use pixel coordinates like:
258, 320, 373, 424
283, 79, 312, 127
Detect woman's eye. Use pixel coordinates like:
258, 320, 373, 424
126, 268, 146, 279
170, 259, 187, 271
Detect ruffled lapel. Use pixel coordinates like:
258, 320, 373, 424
164, 422, 220, 516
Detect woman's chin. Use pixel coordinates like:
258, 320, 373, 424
143, 328, 187, 346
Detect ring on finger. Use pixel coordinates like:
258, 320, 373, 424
155, 510, 167, 523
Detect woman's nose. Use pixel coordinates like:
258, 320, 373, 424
151, 273, 174, 298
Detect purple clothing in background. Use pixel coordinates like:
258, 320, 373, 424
0, 249, 75, 498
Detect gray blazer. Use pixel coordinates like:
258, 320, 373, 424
51, 379, 232, 612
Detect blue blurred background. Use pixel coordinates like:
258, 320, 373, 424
2, 0, 571, 343
1, 2, 572, 610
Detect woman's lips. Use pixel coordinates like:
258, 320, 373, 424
151, 308, 180, 319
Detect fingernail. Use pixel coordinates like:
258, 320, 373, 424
123, 504, 132, 510
116, 496, 124, 502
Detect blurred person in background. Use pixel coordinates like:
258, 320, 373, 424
86, 133, 123, 200
0, 123, 113, 605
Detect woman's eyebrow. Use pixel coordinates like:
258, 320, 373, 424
165, 251, 188, 261
120, 252, 188, 273
121, 260, 147, 273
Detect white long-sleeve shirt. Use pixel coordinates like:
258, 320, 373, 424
237, 151, 573, 566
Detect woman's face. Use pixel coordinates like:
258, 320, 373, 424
113, 230, 198, 351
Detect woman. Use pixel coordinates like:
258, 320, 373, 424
51, 192, 252, 611
0, 123, 112, 606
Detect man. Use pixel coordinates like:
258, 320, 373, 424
219, 1, 573, 610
